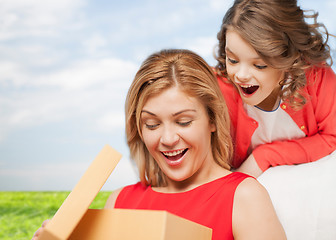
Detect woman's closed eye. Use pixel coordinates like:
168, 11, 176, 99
144, 122, 160, 130
177, 120, 192, 127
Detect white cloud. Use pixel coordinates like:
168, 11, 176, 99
96, 112, 125, 133
209, 0, 233, 11
327, 0, 336, 8
35, 58, 137, 90
82, 34, 108, 55
183, 36, 218, 65
0, 55, 138, 141
0, 156, 138, 191
0, 61, 26, 86
0, 0, 86, 39
0, 90, 71, 139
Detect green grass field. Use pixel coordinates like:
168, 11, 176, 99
0, 191, 111, 240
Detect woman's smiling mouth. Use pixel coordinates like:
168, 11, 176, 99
161, 148, 188, 166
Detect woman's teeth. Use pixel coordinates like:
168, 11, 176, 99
162, 149, 187, 161
163, 149, 184, 157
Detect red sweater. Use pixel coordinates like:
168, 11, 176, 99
217, 66, 336, 171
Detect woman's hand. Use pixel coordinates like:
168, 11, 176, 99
235, 154, 263, 178
31, 219, 50, 240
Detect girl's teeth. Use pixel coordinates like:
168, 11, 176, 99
241, 84, 254, 88
240, 85, 259, 95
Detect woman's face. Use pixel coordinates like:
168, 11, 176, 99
140, 86, 216, 189
225, 29, 285, 111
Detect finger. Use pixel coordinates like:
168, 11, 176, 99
32, 228, 41, 238
42, 219, 50, 227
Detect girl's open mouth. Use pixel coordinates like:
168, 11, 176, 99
239, 84, 259, 95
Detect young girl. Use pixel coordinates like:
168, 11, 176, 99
214, 1, 336, 239
215, 0, 336, 177
32, 49, 286, 240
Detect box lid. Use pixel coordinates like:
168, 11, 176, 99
69, 208, 212, 240
38, 144, 122, 240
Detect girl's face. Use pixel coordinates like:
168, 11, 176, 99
140, 86, 217, 190
225, 29, 285, 111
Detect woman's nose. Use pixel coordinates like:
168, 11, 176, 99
160, 127, 179, 146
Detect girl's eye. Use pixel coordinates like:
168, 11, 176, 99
255, 64, 267, 70
227, 57, 238, 64
177, 121, 192, 127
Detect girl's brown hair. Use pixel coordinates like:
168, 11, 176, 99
215, 0, 332, 108
126, 49, 232, 187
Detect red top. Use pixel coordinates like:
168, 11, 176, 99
115, 172, 251, 240
217, 66, 336, 171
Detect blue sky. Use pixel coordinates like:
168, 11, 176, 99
1, 0, 335, 191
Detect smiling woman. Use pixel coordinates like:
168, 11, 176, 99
100, 49, 286, 240
140, 86, 217, 189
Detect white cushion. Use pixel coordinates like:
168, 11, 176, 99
258, 150, 336, 240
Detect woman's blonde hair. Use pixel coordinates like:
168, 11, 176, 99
215, 0, 332, 108
126, 49, 232, 187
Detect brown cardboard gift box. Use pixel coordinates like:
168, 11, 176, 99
37, 144, 212, 240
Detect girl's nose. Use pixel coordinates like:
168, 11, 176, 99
235, 65, 251, 82
160, 127, 179, 147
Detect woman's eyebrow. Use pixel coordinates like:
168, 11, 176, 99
172, 109, 196, 117
141, 109, 196, 117
141, 110, 156, 116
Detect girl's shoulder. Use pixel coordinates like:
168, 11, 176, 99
216, 74, 236, 93
305, 66, 336, 85
215, 73, 242, 110
303, 66, 336, 98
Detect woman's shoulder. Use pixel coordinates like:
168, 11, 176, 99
233, 177, 275, 222
104, 187, 124, 209
234, 177, 268, 200
232, 177, 286, 239
104, 182, 145, 209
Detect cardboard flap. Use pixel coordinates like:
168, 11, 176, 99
69, 209, 212, 240
38, 144, 122, 240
